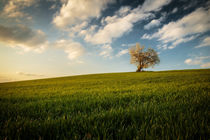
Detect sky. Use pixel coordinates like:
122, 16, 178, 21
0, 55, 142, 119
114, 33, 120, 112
0, 0, 210, 82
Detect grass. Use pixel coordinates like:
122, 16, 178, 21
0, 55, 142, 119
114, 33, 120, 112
0, 69, 209, 139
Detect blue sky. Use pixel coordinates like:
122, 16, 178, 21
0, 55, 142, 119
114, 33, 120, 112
0, 0, 210, 82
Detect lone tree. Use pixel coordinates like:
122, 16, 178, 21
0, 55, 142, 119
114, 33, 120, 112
129, 43, 160, 72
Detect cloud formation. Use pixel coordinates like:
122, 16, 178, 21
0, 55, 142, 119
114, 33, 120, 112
99, 44, 113, 58
184, 56, 210, 67
171, 7, 178, 14
116, 49, 128, 57
16, 71, 45, 77
53, 0, 114, 28
184, 58, 202, 65
141, 0, 171, 12
1, 0, 35, 18
144, 15, 166, 30
142, 7, 210, 49
195, 36, 210, 48
167, 35, 198, 49
84, 9, 149, 45
121, 43, 136, 47
144, 19, 161, 30
201, 62, 210, 68
69, 21, 89, 37
52, 0, 172, 59
54, 40, 85, 60
0, 24, 48, 53
84, 0, 171, 45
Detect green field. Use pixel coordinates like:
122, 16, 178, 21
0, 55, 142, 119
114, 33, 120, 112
0, 69, 209, 139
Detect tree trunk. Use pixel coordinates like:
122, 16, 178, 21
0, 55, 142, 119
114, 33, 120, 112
136, 65, 142, 72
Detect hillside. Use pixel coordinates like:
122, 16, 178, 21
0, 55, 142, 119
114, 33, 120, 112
0, 69, 209, 139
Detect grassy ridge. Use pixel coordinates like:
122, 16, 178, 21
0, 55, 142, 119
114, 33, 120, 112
0, 69, 209, 139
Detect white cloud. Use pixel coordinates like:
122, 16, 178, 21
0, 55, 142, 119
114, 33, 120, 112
84, 12, 138, 44
141, 0, 172, 12
1, 0, 36, 18
168, 35, 199, 49
157, 44, 167, 50
201, 62, 210, 68
184, 58, 202, 65
117, 6, 131, 16
53, 0, 114, 28
171, 7, 178, 14
83, 0, 171, 45
67, 60, 84, 65
16, 72, 45, 77
49, 4, 57, 10
78, 25, 98, 37
183, 0, 198, 10
99, 44, 113, 58
121, 43, 135, 47
141, 34, 153, 39
101, 15, 119, 25
184, 56, 210, 67
116, 49, 128, 57
69, 21, 89, 37
54, 39, 85, 60
52, 0, 172, 59
142, 7, 210, 49
144, 15, 165, 30
171, 35, 197, 46
0, 24, 48, 53
70, 21, 88, 33
195, 36, 210, 48
158, 7, 210, 42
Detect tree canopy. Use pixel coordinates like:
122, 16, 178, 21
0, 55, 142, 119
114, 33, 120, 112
129, 43, 160, 72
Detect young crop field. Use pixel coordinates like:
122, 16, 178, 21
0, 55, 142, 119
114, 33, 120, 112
0, 69, 209, 139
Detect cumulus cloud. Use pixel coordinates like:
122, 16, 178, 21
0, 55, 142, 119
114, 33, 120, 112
49, 4, 57, 10
142, 6, 210, 49
53, 0, 114, 28
144, 19, 161, 30
195, 36, 210, 48
78, 25, 98, 37
84, 0, 171, 45
0, 24, 48, 53
99, 44, 113, 58
157, 44, 167, 50
84, 9, 147, 44
184, 56, 210, 67
16, 72, 45, 77
121, 43, 135, 47
201, 62, 210, 68
144, 14, 166, 30
168, 35, 199, 49
117, 6, 131, 16
69, 21, 89, 37
171, 7, 178, 14
144, 12, 167, 30
70, 22, 88, 33
141, 0, 171, 12
116, 49, 128, 57
183, 0, 198, 10
54, 39, 85, 60
141, 34, 153, 39
52, 0, 172, 59
184, 58, 202, 65
1, 0, 36, 18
